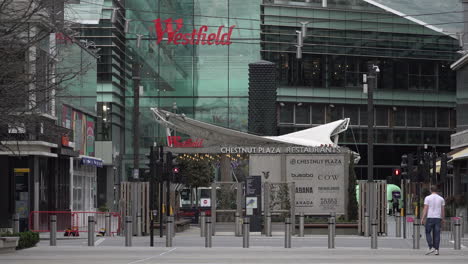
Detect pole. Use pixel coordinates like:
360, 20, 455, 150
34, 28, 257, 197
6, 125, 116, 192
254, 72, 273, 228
285, 217, 291, 248
371, 219, 378, 249
132, 62, 141, 234
235, 212, 241, 237
88, 216, 95, 246
366, 65, 376, 225
454, 218, 461, 250
264, 182, 270, 236
200, 211, 206, 237
105, 213, 111, 237
50, 215, 57, 246
364, 213, 370, 237
299, 212, 304, 237
243, 217, 250, 248
459, 213, 465, 238
159, 181, 163, 237
396, 212, 401, 237
125, 216, 132, 247
402, 179, 407, 239
13, 214, 19, 233
166, 216, 173, 247
137, 213, 142, 236
328, 215, 335, 249
205, 217, 212, 248
266, 213, 272, 237
413, 218, 420, 249
211, 183, 217, 236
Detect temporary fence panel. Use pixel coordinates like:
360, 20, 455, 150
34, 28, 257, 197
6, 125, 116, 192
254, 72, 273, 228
120, 182, 150, 234
358, 180, 387, 235
29, 211, 121, 235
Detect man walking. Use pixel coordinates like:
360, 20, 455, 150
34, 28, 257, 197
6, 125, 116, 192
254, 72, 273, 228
421, 185, 445, 255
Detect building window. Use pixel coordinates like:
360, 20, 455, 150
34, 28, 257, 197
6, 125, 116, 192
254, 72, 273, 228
295, 104, 310, 124
407, 107, 421, 127
279, 103, 294, 124
393, 107, 406, 127
375, 107, 388, 127
422, 109, 436, 127
344, 105, 359, 125
312, 104, 325, 124
328, 105, 342, 122
437, 108, 449, 128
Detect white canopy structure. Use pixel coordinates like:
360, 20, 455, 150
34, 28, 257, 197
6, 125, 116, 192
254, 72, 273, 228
151, 108, 350, 148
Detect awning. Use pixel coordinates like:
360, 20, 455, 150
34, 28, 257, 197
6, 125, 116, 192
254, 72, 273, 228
79, 155, 103, 167
432, 147, 468, 173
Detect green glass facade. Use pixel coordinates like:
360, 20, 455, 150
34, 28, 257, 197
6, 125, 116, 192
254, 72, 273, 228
123, 0, 261, 175
261, 0, 459, 179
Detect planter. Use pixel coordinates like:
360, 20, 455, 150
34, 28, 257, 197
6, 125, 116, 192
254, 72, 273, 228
0, 237, 19, 253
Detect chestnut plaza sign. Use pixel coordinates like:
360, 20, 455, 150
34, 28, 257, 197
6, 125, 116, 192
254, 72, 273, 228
286, 154, 347, 215
153, 18, 235, 45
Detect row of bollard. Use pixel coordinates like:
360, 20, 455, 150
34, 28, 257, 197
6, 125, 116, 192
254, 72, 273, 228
45, 212, 464, 250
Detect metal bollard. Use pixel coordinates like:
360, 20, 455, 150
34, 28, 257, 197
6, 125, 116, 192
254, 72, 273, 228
285, 217, 291, 248
328, 216, 335, 249
125, 216, 132, 247
88, 216, 95, 246
205, 217, 212, 248
200, 212, 206, 237
243, 217, 250, 248
266, 213, 272, 237
137, 213, 142, 236
459, 214, 465, 238
235, 212, 241, 237
396, 212, 401, 237
454, 218, 461, 250
105, 213, 111, 236
299, 213, 304, 237
364, 213, 370, 236
50, 215, 57, 246
13, 214, 20, 233
371, 219, 378, 249
166, 216, 173, 247
412, 218, 420, 249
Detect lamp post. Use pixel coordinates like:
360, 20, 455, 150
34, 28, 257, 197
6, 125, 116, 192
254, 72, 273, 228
364, 63, 379, 229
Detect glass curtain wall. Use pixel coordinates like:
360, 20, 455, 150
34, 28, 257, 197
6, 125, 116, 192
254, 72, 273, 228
124, 0, 261, 172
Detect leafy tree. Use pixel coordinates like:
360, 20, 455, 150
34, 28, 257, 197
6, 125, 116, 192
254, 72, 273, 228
177, 158, 214, 207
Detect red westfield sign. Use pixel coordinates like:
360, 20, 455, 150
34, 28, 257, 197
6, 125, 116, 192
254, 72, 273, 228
153, 18, 235, 45
167, 136, 204, 148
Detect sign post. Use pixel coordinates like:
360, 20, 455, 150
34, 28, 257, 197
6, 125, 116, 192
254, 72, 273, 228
245, 176, 262, 232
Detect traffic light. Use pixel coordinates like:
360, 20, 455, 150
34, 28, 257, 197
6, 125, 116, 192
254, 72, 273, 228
393, 168, 401, 177
440, 153, 453, 182
407, 153, 413, 180
147, 146, 162, 182
164, 151, 178, 181
401, 154, 408, 179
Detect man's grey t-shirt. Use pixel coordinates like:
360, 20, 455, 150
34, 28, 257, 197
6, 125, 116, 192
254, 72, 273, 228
424, 194, 445, 219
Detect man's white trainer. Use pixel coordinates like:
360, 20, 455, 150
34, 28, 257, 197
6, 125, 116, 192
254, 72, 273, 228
425, 248, 435, 255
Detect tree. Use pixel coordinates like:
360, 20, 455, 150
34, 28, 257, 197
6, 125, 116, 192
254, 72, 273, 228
177, 158, 214, 208
0, 0, 97, 152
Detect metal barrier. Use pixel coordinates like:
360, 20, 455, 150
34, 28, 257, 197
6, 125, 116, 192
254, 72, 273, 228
371, 219, 377, 249
395, 213, 401, 237
166, 216, 174, 247
235, 212, 241, 237
328, 215, 335, 249
50, 215, 57, 246
285, 218, 291, 248
200, 211, 206, 237
299, 213, 304, 237
412, 218, 420, 249
243, 217, 250, 248
125, 216, 132, 247
265, 213, 272, 237
205, 217, 212, 248
29, 211, 121, 236
13, 214, 19, 233
454, 218, 461, 250
88, 216, 95, 246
